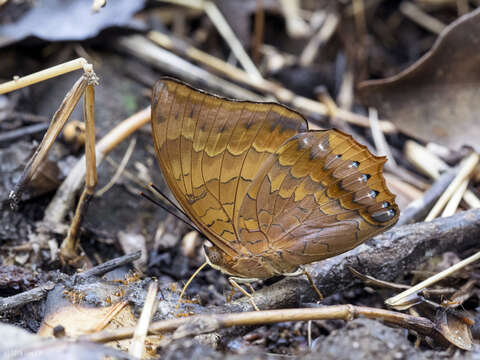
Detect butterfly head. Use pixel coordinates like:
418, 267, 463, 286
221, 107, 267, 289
203, 244, 237, 276
203, 244, 293, 280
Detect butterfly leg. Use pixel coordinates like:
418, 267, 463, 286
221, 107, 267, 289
226, 286, 236, 303
302, 268, 323, 301
284, 267, 323, 301
226, 281, 254, 303
228, 277, 260, 311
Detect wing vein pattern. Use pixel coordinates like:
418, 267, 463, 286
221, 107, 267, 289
151, 78, 398, 279
151, 79, 308, 258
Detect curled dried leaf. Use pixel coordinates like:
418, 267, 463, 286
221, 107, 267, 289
358, 8, 480, 152
435, 310, 474, 351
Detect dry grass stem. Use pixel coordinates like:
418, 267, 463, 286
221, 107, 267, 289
0, 58, 88, 94
441, 178, 468, 217
335, 107, 396, 133
129, 281, 159, 358
60, 188, 92, 258
404, 141, 480, 210
299, 12, 339, 66
147, 31, 326, 115
404, 140, 448, 179
93, 301, 129, 332
95, 137, 137, 197
157, 0, 203, 10
425, 152, 479, 221
252, 0, 264, 63
44, 107, 151, 224
353, 0, 367, 35
280, 0, 310, 37
350, 266, 456, 295
463, 189, 480, 209
399, 1, 447, 34
119, 35, 262, 101
147, 31, 267, 89
383, 173, 423, 203
369, 107, 397, 167
203, 1, 263, 80
147, 31, 396, 133
148, 30, 399, 135
83, 84, 97, 194
385, 250, 480, 307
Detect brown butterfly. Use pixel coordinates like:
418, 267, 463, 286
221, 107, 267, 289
151, 78, 399, 304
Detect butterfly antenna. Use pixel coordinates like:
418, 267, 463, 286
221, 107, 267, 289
149, 183, 189, 220
176, 261, 208, 310
139, 191, 201, 233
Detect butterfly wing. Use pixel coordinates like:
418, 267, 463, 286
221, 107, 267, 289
237, 129, 399, 270
151, 78, 308, 257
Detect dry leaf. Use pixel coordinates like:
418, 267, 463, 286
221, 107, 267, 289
358, 8, 480, 152
0, 0, 146, 47
37, 280, 162, 358
435, 310, 473, 350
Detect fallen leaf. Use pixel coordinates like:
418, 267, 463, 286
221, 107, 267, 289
435, 310, 473, 351
358, 8, 480, 152
0, 0, 146, 47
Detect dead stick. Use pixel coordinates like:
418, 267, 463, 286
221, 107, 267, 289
80, 305, 438, 343
0, 282, 55, 311
224, 208, 480, 313
75, 251, 141, 280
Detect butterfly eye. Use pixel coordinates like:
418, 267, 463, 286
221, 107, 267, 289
369, 190, 379, 199
351, 161, 360, 168
381, 201, 390, 208
336, 154, 342, 159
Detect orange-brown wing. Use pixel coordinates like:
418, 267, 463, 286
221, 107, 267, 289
237, 129, 399, 267
151, 78, 308, 257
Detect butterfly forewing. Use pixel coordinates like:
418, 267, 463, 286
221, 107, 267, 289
151, 78, 308, 257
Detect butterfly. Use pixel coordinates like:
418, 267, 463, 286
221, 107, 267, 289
150, 77, 399, 299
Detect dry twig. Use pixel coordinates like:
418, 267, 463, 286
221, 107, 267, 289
0, 282, 55, 312
81, 305, 440, 344
385, 250, 480, 307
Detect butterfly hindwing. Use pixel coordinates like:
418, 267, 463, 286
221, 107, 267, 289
237, 130, 399, 267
